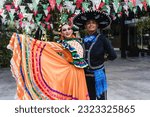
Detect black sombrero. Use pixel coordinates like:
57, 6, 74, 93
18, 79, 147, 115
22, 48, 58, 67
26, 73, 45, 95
73, 10, 111, 29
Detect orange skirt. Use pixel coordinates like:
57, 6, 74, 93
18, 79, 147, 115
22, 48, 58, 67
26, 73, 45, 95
7, 33, 89, 100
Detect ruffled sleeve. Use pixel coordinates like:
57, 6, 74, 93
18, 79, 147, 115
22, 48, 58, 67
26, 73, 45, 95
60, 39, 88, 68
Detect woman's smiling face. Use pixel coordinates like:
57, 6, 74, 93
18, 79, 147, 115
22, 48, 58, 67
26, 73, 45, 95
61, 24, 73, 38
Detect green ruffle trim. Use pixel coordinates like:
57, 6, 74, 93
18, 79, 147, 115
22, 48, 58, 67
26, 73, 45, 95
59, 39, 88, 68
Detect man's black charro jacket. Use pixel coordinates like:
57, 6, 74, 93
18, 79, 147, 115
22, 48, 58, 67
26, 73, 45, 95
83, 33, 117, 70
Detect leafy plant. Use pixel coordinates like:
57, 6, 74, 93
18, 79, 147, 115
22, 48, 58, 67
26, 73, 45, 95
0, 21, 16, 68
137, 17, 150, 35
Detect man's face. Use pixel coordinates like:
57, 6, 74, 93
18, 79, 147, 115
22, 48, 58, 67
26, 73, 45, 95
61, 24, 73, 38
85, 20, 98, 34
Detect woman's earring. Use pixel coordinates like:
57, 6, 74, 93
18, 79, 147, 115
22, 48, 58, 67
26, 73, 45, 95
41, 30, 47, 41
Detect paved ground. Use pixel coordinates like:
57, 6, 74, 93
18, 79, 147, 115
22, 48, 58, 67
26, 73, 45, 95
0, 53, 150, 100
0, 68, 16, 100
106, 54, 150, 100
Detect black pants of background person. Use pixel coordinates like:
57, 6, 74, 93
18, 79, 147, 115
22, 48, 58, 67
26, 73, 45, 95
86, 76, 107, 100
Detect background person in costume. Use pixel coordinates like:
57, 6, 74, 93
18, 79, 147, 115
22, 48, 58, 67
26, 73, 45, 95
7, 22, 89, 100
73, 10, 117, 100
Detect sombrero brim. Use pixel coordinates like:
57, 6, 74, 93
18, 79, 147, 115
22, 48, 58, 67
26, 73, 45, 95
73, 10, 111, 29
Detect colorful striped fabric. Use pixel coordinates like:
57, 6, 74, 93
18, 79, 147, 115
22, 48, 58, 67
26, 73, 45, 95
7, 33, 89, 100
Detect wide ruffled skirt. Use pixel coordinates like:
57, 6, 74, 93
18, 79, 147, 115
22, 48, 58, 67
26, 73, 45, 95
7, 33, 89, 100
